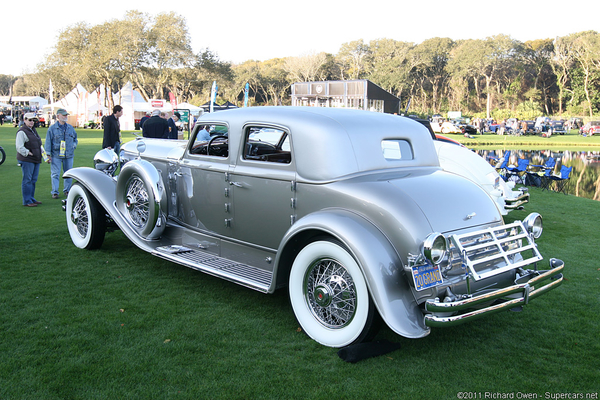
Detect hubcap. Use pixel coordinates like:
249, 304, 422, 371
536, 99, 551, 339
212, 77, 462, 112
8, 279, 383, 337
305, 258, 357, 329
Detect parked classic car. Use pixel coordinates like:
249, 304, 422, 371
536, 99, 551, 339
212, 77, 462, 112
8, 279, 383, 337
433, 138, 529, 215
580, 121, 600, 136
63, 107, 564, 348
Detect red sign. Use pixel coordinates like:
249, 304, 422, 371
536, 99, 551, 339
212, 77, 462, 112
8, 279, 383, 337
150, 100, 164, 108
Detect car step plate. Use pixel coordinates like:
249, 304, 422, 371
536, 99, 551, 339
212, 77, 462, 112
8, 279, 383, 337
154, 246, 272, 292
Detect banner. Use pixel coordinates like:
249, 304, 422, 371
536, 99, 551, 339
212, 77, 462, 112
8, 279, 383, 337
210, 81, 217, 113
169, 92, 178, 110
244, 83, 249, 107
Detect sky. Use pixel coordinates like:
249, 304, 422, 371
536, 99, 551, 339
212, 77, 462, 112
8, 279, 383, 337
2, 0, 599, 77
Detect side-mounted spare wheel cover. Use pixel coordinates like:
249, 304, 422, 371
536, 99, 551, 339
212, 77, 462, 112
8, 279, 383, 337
116, 159, 167, 240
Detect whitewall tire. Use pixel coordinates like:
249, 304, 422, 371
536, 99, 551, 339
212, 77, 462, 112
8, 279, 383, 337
289, 240, 377, 348
66, 183, 106, 250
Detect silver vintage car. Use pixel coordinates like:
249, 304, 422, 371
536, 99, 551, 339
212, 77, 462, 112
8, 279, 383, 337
64, 107, 564, 348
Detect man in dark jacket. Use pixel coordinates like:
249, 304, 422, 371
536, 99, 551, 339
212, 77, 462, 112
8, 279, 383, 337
15, 112, 45, 207
102, 105, 123, 152
142, 109, 169, 139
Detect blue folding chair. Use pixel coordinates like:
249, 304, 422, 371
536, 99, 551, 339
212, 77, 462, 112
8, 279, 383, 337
548, 165, 572, 194
506, 158, 529, 184
540, 167, 555, 191
495, 150, 511, 181
527, 156, 555, 188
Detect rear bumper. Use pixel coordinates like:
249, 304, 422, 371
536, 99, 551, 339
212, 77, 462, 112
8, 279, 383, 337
504, 190, 529, 210
424, 258, 564, 327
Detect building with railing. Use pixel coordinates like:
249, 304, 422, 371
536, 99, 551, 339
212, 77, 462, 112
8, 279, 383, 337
291, 80, 400, 114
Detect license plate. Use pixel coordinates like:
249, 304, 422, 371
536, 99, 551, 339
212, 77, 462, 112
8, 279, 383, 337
411, 263, 443, 291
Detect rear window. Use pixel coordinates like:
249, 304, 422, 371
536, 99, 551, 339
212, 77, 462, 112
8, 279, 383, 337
381, 140, 414, 160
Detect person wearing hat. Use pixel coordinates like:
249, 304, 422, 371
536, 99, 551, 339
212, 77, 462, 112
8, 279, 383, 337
45, 108, 78, 199
15, 112, 46, 207
142, 109, 169, 139
167, 112, 181, 139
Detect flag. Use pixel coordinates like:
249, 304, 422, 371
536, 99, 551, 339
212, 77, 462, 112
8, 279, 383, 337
244, 83, 249, 107
49, 79, 55, 105
169, 92, 178, 110
210, 81, 217, 113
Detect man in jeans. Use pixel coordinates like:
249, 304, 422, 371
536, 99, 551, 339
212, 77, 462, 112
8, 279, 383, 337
45, 108, 78, 199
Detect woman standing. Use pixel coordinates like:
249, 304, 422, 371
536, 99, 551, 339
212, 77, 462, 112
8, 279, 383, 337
15, 112, 45, 207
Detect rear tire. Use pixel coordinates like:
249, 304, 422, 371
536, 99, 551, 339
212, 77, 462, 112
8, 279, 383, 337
289, 240, 379, 348
66, 183, 106, 249
0, 146, 5, 166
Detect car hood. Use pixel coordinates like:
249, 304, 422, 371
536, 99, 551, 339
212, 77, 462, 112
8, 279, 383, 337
122, 138, 187, 160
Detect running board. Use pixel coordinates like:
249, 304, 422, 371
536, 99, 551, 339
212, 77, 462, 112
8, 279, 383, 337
153, 245, 272, 293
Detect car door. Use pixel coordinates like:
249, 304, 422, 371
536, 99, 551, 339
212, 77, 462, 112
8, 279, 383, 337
227, 125, 296, 250
174, 123, 232, 237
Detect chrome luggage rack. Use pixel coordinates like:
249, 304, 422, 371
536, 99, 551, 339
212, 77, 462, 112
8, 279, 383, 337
450, 221, 543, 281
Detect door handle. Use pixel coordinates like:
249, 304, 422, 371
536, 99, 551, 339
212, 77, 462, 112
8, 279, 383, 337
229, 181, 243, 188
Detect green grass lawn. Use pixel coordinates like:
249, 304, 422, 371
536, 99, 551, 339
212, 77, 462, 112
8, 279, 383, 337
1, 126, 599, 399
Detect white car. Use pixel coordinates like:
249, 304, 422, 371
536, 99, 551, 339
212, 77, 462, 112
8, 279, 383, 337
434, 139, 529, 215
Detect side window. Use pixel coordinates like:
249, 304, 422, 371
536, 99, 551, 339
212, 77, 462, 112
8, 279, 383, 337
189, 123, 229, 157
381, 139, 414, 160
243, 127, 291, 164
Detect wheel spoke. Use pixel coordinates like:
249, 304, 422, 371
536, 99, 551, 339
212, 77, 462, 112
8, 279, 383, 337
126, 176, 150, 228
306, 258, 357, 329
74, 197, 88, 237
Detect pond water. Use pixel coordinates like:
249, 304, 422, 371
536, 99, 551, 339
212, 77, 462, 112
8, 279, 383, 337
473, 149, 600, 202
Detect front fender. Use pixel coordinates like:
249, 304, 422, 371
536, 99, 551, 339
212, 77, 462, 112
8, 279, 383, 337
64, 167, 118, 209
274, 208, 429, 339
63, 167, 161, 253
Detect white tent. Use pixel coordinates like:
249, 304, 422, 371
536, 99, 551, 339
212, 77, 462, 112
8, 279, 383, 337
112, 82, 177, 129
176, 102, 204, 116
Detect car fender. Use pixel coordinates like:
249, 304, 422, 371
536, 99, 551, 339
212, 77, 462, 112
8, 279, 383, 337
274, 208, 429, 339
63, 166, 164, 252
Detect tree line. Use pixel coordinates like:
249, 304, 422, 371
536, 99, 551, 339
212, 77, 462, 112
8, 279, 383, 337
1, 10, 599, 119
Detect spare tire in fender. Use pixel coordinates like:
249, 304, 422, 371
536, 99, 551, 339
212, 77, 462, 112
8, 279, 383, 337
116, 159, 167, 240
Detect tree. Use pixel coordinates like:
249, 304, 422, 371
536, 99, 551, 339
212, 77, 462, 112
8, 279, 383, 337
522, 39, 556, 114
568, 31, 600, 117
365, 39, 413, 107
408, 38, 455, 113
284, 52, 328, 83
337, 40, 370, 80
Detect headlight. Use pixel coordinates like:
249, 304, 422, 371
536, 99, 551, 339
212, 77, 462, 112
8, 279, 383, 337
422, 233, 447, 265
523, 212, 543, 239
94, 148, 119, 176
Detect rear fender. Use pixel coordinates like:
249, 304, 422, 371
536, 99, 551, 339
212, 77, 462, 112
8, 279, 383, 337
274, 208, 429, 339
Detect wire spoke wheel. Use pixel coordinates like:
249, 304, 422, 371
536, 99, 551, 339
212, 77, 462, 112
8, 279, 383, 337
66, 183, 105, 250
72, 195, 89, 238
305, 258, 357, 329
124, 175, 150, 228
289, 240, 378, 348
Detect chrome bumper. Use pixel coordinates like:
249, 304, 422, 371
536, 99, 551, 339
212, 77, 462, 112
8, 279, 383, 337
504, 190, 530, 209
424, 258, 564, 327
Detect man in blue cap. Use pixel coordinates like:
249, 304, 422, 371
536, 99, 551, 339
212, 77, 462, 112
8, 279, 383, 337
45, 108, 78, 199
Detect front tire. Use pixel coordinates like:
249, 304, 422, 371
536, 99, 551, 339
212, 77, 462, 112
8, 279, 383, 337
66, 183, 106, 249
289, 240, 378, 348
